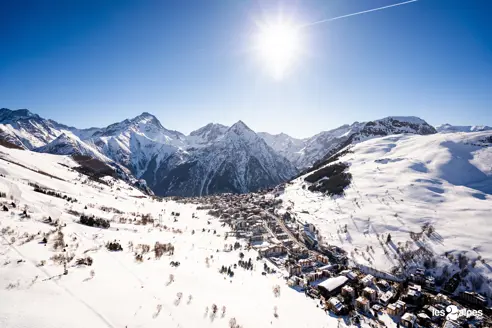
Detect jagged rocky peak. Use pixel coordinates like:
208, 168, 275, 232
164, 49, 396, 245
0, 108, 40, 122
189, 122, 228, 136
131, 112, 161, 125
188, 123, 229, 146
226, 120, 258, 140
436, 123, 492, 133
361, 116, 437, 136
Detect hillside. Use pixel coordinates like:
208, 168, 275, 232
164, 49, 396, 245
436, 124, 492, 134
0, 145, 342, 328
0, 109, 296, 197
260, 116, 438, 170
280, 131, 492, 298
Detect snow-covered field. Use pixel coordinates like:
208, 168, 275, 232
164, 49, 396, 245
281, 131, 492, 297
0, 146, 366, 328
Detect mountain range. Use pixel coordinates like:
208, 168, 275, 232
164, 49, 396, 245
0, 107, 479, 197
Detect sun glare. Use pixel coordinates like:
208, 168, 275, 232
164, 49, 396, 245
255, 20, 302, 80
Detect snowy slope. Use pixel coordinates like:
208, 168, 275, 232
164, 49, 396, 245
257, 132, 305, 165
0, 108, 440, 197
0, 109, 296, 196
260, 116, 437, 170
0, 145, 369, 328
280, 131, 492, 299
0, 108, 74, 149
436, 123, 492, 133
86, 112, 187, 175
35, 132, 111, 162
187, 123, 229, 147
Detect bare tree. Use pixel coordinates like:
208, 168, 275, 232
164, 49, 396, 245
210, 303, 218, 321
221, 305, 226, 318
174, 292, 183, 306
273, 284, 281, 297
166, 273, 175, 286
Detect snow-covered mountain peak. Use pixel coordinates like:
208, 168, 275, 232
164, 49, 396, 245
0, 108, 40, 122
383, 116, 428, 125
189, 123, 228, 136
130, 111, 162, 127
35, 132, 109, 162
361, 116, 437, 136
436, 123, 492, 133
225, 120, 258, 141
187, 123, 228, 147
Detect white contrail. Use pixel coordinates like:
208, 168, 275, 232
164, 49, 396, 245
300, 0, 418, 28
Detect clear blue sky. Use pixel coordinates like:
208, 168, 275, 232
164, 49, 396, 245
1, 0, 491, 138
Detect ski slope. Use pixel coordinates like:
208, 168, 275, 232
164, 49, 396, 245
281, 131, 492, 298
0, 146, 383, 328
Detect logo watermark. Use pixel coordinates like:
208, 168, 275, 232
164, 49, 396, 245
432, 305, 483, 320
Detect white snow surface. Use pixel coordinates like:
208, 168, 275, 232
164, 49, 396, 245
0, 145, 383, 328
280, 131, 492, 297
260, 116, 437, 170
436, 123, 492, 133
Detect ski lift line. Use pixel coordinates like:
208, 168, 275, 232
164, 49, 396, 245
300, 0, 419, 28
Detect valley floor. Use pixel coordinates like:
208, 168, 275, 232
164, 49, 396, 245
0, 146, 388, 328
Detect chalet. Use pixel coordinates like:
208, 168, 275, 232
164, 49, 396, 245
287, 263, 302, 276
258, 244, 286, 257
341, 270, 358, 280
459, 291, 487, 306
248, 233, 264, 243
306, 271, 325, 283
276, 233, 290, 241
234, 219, 248, 230
251, 223, 266, 235
401, 312, 417, 328
442, 320, 461, 328
423, 305, 441, 321
327, 297, 345, 314
299, 258, 317, 270
434, 293, 452, 306
376, 279, 390, 291
287, 276, 300, 287
317, 276, 349, 298
387, 300, 406, 316
360, 274, 375, 286
417, 313, 431, 326
341, 285, 355, 298
362, 287, 377, 302
315, 254, 330, 264
372, 304, 382, 312
302, 223, 318, 248
405, 284, 422, 302
355, 296, 370, 313
380, 291, 395, 306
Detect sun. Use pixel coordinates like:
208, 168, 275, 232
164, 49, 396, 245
254, 19, 302, 80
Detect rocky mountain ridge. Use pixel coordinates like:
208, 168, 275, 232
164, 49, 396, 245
2, 107, 479, 196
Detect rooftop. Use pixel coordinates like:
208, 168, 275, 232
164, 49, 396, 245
317, 276, 349, 292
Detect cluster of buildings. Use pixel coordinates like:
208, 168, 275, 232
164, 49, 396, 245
186, 188, 490, 328
303, 267, 489, 328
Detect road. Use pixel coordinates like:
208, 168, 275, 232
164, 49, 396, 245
265, 212, 325, 258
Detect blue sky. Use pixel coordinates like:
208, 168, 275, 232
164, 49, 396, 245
1, 0, 491, 138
